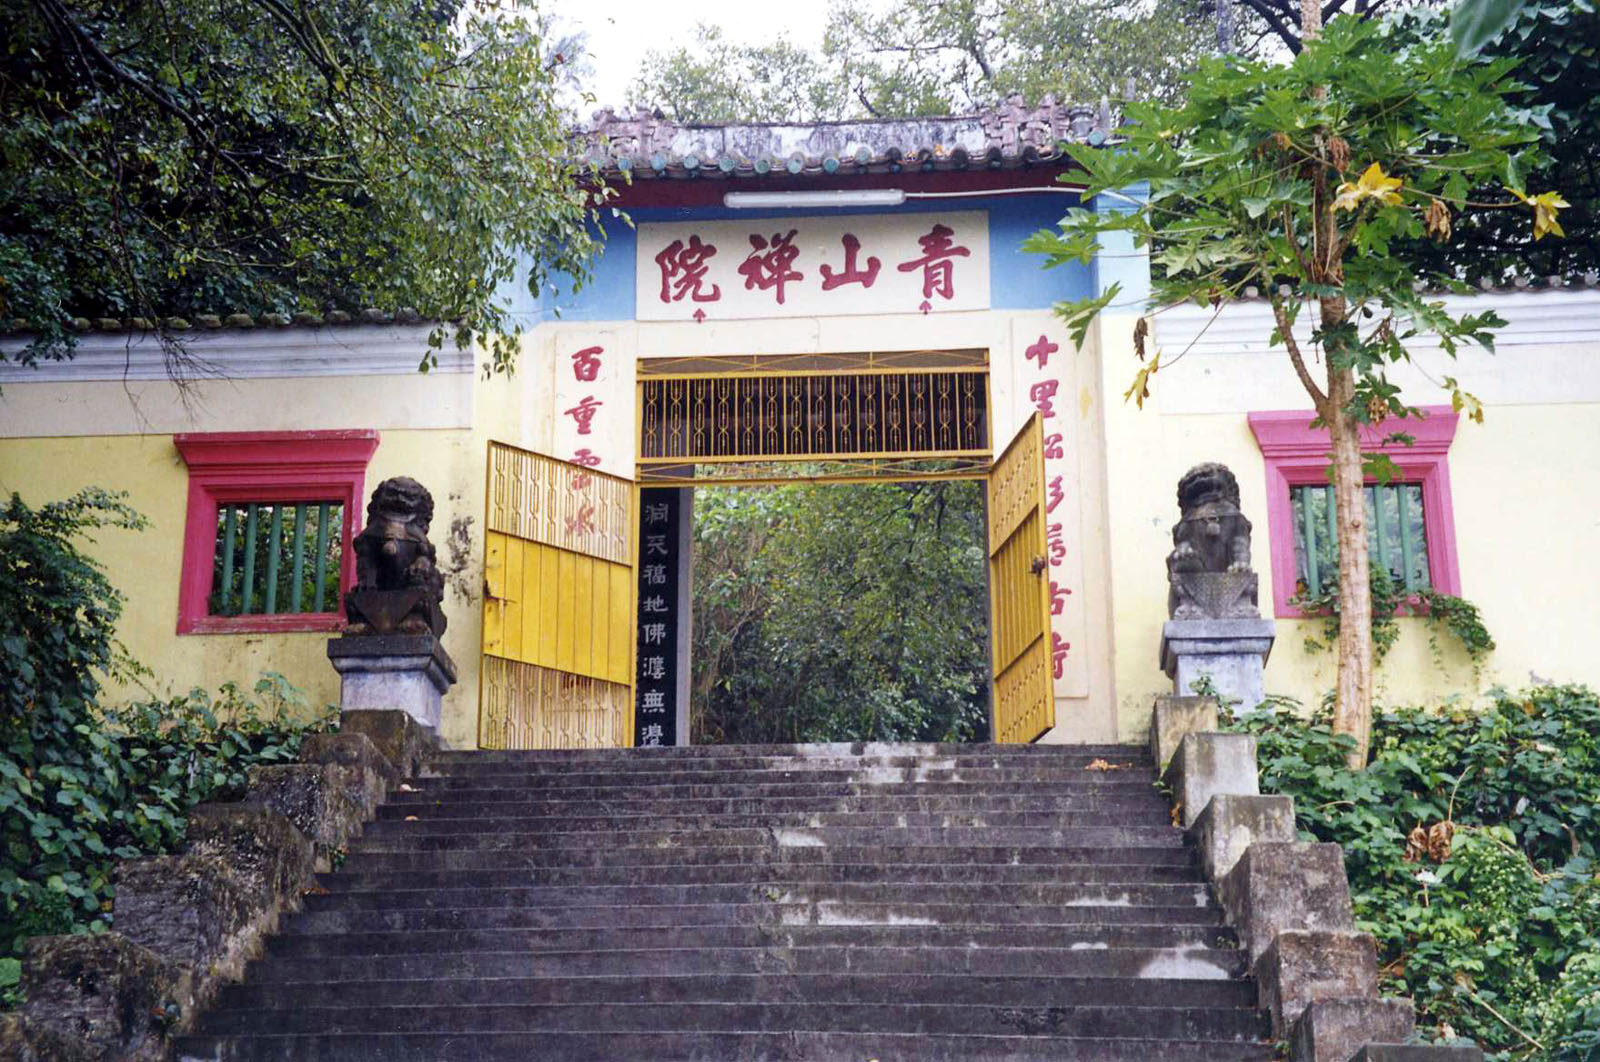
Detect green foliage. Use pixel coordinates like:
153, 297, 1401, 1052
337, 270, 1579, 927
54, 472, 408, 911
691, 481, 989, 744
629, 0, 1227, 123
0, 488, 334, 993
1404, 0, 1599, 283
1230, 687, 1600, 1056
1295, 568, 1495, 666
1027, 13, 1547, 425
1, 0, 608, 376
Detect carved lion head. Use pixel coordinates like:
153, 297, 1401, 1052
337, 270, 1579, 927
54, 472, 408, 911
365, 476, 434, 534
1176, 462, 1241, 514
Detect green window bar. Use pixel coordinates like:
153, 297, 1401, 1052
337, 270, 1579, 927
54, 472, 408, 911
1291, 483, 1430, 598
210, 501, 344, 617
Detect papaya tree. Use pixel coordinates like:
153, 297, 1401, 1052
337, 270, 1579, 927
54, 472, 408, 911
1027, 7, 1564, 766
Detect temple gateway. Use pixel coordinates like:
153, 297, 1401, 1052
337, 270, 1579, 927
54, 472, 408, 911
4, 102, 1598, 749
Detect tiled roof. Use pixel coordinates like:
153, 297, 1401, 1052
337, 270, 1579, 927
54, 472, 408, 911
578, 96, 1118, 181
0, 308, 433, 336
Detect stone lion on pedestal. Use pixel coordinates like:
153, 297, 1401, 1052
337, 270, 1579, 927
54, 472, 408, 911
1166, 463, 1259, 620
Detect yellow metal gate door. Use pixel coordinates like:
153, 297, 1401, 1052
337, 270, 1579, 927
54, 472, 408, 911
987, 414, 1056, 744
480, 442, 637, 749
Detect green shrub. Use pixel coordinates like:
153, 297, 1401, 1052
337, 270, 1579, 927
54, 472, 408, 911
0, 489, 334, 995
1231, 687, 1600, 1058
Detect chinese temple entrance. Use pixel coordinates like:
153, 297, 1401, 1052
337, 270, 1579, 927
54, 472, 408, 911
477, 353, 1053, 751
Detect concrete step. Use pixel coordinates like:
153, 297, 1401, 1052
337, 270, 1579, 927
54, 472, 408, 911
344, 824, 1187, 850
393, 778, 1164, 801
378, 790, 1172, 817
175, 1029, 1278, 1061
263, 921, 1238, 957
288, 900, 1229, 934
195, 1000, 1268, 1040
427, 741, 1149, 764
335, 854, 1208, 884
412, 766, 1160, 788
338, 841, 1196, 869
307, 879, 1217, 910
358, 808, 1167, 834
213, 972, 1260, 1011
241, 943, 1250, 982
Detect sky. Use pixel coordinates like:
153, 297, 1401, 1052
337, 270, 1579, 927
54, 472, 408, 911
550, 0, 837, 110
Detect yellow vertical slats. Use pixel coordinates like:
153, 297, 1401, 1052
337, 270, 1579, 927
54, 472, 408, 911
987, 414, 1054, 744
481, 441, 637, 750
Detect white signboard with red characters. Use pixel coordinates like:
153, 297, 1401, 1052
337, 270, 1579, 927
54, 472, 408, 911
635, 212, 990, 321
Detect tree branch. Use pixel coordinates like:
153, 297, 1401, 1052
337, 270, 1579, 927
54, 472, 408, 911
1270, 295, 1331, 413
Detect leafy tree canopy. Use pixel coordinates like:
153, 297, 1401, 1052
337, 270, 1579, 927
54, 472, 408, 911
629, 0, 1230, 123
1028, 12, 1556, 764
691, 481, 989, 745
1, 0, 608, 375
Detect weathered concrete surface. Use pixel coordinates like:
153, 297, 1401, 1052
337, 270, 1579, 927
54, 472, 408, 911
18, 933, 184, 1061
1221, 842, 1356, 963
1161, 617, 1277, 711
116, 851, 256, 980
1351, 1046, 1485, 1062
1161, 731, 1259, 829
1148, 695, 1219, 771
184, 803, 316, 902
1190, 793, 1297, 882
328, 634, 456, 731
1290, 997, 1415, 1062
338, 708, 439, 779
299, 730, 401, 790
1257, 930, 1380, 1035
0, 1013, 105, 1062
244, 762, 371, 854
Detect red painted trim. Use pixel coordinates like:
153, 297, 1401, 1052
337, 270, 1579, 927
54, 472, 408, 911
174, 430, 379, 635
607, 165, 1087, 209
1247, 408, 1461, 618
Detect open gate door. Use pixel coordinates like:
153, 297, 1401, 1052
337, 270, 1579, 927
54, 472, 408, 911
480, 442, 637, 749
987, 413, 1056, 744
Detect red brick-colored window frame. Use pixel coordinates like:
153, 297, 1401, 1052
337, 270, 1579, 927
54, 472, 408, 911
175, 431, 379, 634
1247, 407, 1461, 618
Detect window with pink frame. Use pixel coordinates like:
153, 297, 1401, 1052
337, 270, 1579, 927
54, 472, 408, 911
174, 431, 379, 634
1247, 408, 1461, 618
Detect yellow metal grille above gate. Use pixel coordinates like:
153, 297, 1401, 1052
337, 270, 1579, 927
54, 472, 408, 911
480, 442, 637, 749
637, 351, 990, 485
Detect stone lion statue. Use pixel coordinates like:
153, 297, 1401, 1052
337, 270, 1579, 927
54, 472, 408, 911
1166, 462, 1259, 620
344, 476, 447, 636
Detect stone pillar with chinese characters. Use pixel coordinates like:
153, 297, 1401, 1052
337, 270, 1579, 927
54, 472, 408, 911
636, 487, 692, 746
1158, 463, 1275, 711
327, 477, 457, 733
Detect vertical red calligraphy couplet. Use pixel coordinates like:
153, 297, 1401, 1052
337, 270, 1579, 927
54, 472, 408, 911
565, 396, 602, 435
655, 236, 721, 303
1046, 522, 1066, 567
738, 230, 804, 305
896, 223, 971, 301
571, 346, 603, 382
819, 234, 882, 290
1049, 580, 1070, 616
569, 448, 601, 489
1025, 335, 1059, 369
1029, 379, 1060, 418
1046, 474, 1064, 514
1044, 433, 1065, 460
1051, 633, 1070, 679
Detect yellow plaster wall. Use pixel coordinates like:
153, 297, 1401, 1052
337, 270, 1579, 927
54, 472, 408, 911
1096, 315, 1600, 739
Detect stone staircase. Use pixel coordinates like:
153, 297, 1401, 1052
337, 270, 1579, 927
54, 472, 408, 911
176, 742, 1275, 1061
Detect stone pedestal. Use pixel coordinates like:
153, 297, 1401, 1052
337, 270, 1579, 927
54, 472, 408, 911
327, 634, 456, 733
1161, 617, 1276, 710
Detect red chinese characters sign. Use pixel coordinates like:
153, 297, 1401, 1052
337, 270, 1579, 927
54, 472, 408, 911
636, 213, 989, 321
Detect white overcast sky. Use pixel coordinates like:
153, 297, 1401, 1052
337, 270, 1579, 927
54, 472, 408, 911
550, 0, 837, 110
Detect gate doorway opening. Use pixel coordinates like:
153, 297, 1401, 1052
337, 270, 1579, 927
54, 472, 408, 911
478, 351, 1055, 750
688, 478, 989, 746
